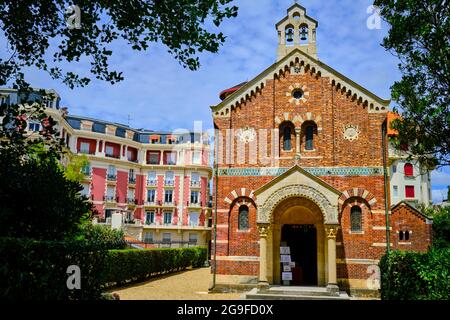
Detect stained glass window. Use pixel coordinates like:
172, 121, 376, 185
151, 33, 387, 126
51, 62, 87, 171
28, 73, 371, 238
350, 206, 362, 232
238, 205, 249, 230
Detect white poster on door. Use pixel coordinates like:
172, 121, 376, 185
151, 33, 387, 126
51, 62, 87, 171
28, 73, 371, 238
280, 247, 290, 255
282, 272, 293, 281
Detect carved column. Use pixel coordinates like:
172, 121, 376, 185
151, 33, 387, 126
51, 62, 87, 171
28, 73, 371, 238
258, 224, 270, 287
325, 225, 339, 295
295, 128, 301, 154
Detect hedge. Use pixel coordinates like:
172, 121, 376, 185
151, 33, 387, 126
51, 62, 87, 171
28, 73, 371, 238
379, 248, 450, 300
0, 237, 108, 300
103, 247, 207, 286
0, 237, 207, 300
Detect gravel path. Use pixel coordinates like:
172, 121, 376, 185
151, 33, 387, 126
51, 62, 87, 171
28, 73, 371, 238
111, 267, 242, 300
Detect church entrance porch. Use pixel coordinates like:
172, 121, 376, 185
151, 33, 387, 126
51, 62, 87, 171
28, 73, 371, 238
269, 197, 325, 287
281, 224, 317, 286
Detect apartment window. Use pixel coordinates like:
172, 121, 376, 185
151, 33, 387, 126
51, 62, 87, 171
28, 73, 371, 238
128, 169, 135, 183
80, 142, 90, 154
393, 185, 398, 197
127, 189, 134, 203
163, 212, 172, 225
145, 211, 155, 225
147, 189, 156, 203
404, 163, 413, 177
147, 171, 157, 185
191, 172, 200, 186
192, 151, 201, 165
81, 164, 91, 176
144, 232, 153, 243
107, 165, 116, 180
28, 121, 40, 132
392, 165, 397, 174
238, 205, 249, 230
405, 185, 415, 198
165, 171, 174, 185
105, 145, 114, 157
80, 183, 90, 197
164, 190, 173, 203
350, 206, 362, 232
190, 191, 199, 204
189, 233, 198, 245
167, 152, 177, 165
189, 212, 199, 227
106, 186, 115, 201
162, 233, 171, 243
148, 152, 160, 164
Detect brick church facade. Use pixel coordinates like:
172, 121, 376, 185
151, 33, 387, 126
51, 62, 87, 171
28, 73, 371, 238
210, 4, 432, 297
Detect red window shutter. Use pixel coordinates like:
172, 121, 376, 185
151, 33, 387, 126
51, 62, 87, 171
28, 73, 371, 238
405, 186, 415, 198
404, 163, 413, 176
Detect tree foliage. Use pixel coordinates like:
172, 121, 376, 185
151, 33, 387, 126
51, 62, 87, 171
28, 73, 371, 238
0, 0, 238, 88
0, 147, 92, 241
374, 0, 450, 168
63, 153, 90, 182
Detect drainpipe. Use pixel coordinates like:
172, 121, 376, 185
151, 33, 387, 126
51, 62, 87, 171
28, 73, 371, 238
381, 121, 391, 254
209, 132, 219, 292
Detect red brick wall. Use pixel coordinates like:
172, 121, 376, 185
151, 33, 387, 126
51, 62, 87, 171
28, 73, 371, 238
390, 203, 432, 252
211, 68, 408, 285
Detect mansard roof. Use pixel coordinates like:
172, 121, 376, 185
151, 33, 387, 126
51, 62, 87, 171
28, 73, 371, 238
211, 48, 391, 118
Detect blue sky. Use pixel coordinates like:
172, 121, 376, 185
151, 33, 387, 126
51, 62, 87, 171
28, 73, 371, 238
1, 0, 448, 202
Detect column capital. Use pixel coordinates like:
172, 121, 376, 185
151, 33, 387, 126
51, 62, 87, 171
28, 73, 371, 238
257, 224, 270, 237
324, 225, 339, 239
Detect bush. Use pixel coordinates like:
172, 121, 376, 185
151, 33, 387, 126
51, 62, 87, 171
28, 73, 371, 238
431, 207, 450, 249
75, 223, 127, 250
0, 237, 109, 300
379, 248, 450, 300
103, 247, 207, 286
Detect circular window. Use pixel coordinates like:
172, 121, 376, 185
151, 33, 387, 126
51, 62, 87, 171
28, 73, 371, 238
292, 89, 303, 99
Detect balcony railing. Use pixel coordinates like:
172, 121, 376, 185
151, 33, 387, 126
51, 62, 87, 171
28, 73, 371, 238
147, 179, 157, 186
190, 180, 201, 187
107, 174, 117, 181
104, 195, 117, 202
145, 200, 157, 206
127, 198, 137, 204
105, 153, 120, 159
188, 201, 201, 207
128, 177, 136, 184
128, 158, 138, 163
164, 180, 174, 186
81, 168, 91, 176
79, 150, 95, 155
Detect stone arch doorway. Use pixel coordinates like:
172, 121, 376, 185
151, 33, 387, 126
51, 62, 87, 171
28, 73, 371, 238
269, 196, 326, 286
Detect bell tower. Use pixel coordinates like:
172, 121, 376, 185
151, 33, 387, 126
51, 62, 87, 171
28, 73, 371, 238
276, 3, 318, 61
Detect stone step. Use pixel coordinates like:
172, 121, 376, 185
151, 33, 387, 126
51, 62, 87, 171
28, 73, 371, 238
244, 288, 350, 300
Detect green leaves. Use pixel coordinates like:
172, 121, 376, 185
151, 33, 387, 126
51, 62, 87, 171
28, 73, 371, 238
0, 0, 238, 88
375, 0, 450, 168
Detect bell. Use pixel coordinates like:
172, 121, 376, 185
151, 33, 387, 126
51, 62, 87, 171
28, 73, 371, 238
300, 28, 308, 41
286, 29, 294, 42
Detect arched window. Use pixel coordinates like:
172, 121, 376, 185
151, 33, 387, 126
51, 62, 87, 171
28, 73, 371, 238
299, 24, 309, 44
305, 125, 314, 150
302, 121, 317, 151
405, 231, 410, 241
238, 205, 249, 230
283, 126, 292, 151
285, 25, 294, 45
280, 122, 295, 152
404, 163, 413, 177
399, 231, 404, 241
350, 206, 362, 232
